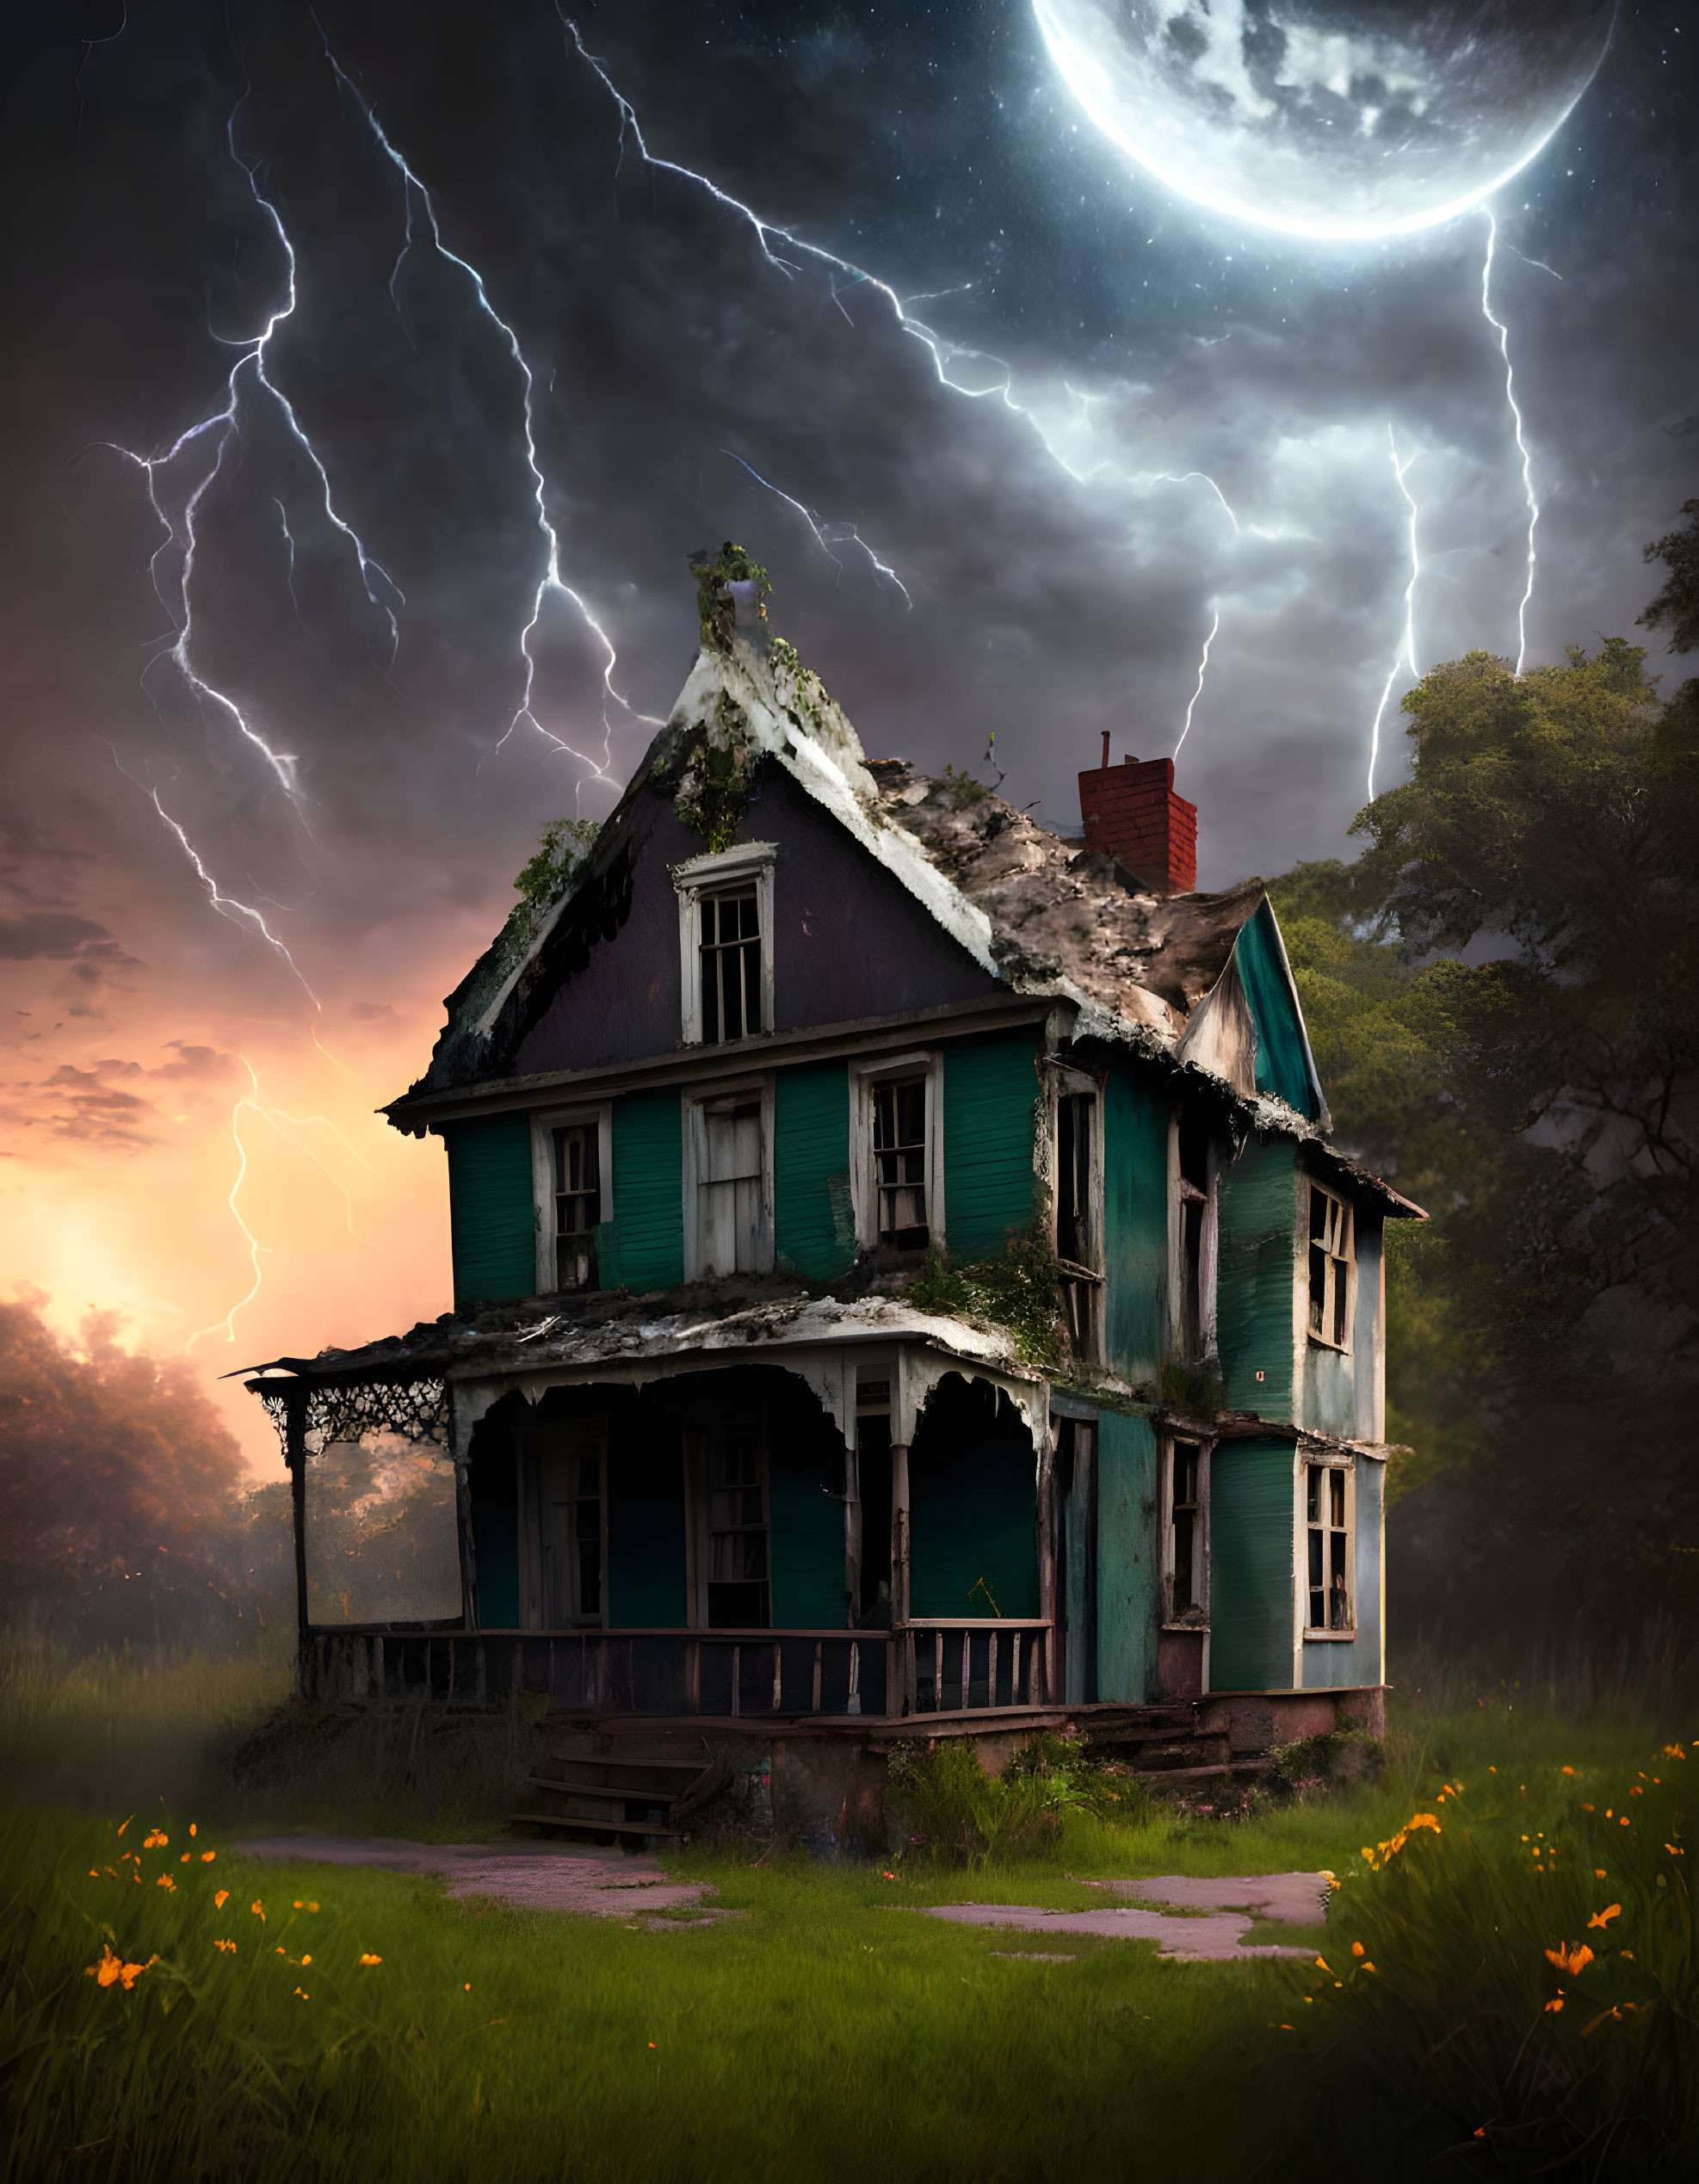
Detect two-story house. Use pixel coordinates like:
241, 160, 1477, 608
250, 554, 1420, 1831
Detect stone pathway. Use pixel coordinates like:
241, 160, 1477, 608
234, 1835, 716, 1920
925, 1872, 1331, 1964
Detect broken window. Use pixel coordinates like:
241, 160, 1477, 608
1307, 1182, 1353, 1350
1053, 1080, 1103, 1360
701, 1420, 769, 1628
695, 1095, 766, 1275
552, 1123, 600, 1292
699, 883, 763, 1043
1306, 1462, 1353, 1632
1169, 1440, 1203, 1618
871, 1076, 930, 1249
1177, 1112, 1212, 1360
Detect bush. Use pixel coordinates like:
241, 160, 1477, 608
886, 1736, 1151, 1868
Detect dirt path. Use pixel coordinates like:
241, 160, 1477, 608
924, 1872, 1331, 1962
234, 1835, 716, 1919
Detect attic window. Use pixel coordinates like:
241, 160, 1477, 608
553, 1124, 600, 1292
673, 843, 777, 1047
701, 885, 762, 1042
1307, 1182, 1353, 1351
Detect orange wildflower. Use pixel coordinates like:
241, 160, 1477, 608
358, 1953, 383, 1966
250, 1901, 265, 1920
155, 1875, 176, 1891
116, 1816, 133, 1837
1595, 1870, 1607, 1879
1351, 1941, 1365, 1959
201, 1851, 216, 1863
214, 1889, 230, 1909
1545, 1997, 1565, 2014
189, 1823, 196, 1837
213, 1939, 236, 1955
1587, 1904, 1622, 1929
86, 1946, 157, 1990
142, 1829, 168, 1850
1562, 1766, 1575, 1776
1543, 1943, 1594, 1977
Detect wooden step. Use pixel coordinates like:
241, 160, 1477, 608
544, 1753, 706, 1774
522, 1775, 671, 1810
510, 1811, 684, 1840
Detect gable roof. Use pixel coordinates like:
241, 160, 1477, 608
389, 616, 1331, 1138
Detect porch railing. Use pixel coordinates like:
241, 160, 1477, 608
300, 1621, 1053, 1720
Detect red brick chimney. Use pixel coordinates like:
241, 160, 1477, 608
1077, 733, 1196, 895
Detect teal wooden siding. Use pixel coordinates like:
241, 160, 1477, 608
443, 1116, 535, 1309
607, 1422, 688, 1626
1101, 1065, 1169, 1385
1352, 1212, 1383, 1439
1216, 1136, 1297, 1418
774, 1064, 854, 1281
1210, 1437, 1295, 1690
1234, 900, 1320, 1120
468, 1442, 520, 1628
1301, 1457, 1384, 1692
1095, 1409, 1159, 1703
597, 1090, 683, 1293
942, 1033, 1040, 1258
769, 1434, 849, 1626
909, 1381, 1039, 1619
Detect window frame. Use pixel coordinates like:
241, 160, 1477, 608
685, 1410, 772, 1631
849, 1051, 945, 1257
513, 1418, 609, 1632
1169, 1111, 1220, 1363
1158, 1434, 1210, 1630
1046, 1059, 1105, 1363
1304, 1177, 1356, 1354
1297, 1449, 1356, 1639
529, 1102, 614, 1297
673, 842, 777, 1048
682, 1076, 775, 1280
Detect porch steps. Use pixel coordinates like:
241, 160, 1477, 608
509, 1742, 725, 1848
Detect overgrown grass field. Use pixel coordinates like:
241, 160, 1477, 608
3, 1640, 1694, 2182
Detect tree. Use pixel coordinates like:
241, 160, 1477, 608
1641, 497, 1699, 655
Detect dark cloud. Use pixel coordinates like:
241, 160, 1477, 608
0, 912, 133, 965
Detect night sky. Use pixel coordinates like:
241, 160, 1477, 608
3, 2, 1695, 1466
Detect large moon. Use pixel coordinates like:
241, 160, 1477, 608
1034, 0, 1614, 241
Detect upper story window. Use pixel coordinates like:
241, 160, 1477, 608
674, 843, 776, 1047
529, 1106, 612, 1296
1177, 1111, 1216, 1361
1305, 1459, 1354, 1632
683, 1082, 774, 1279
1049, 1062, 1103, 1360
1307, 1181, 1354, 1350
850, 1054, 943, 1259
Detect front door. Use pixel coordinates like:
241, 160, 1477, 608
516, 1420, 606, 1628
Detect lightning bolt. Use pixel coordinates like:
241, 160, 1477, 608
145, 786, 319, 1006
188, 1062, 267, 1348
1173, 608, 1220, 758
721, 451, 912, 607
316, 28, 657, 806
1366, 428, 1420, 800
1481, 210, 1539, 676
1148, 471, 1241, 539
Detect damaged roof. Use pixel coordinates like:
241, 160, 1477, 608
391, 610, 1332, 1132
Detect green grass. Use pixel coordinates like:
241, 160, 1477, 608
3, 1645, 1696, 2181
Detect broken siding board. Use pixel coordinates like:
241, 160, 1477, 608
908, 1379, 1039, 1619
444, 1115, 537, 1309
942, 1033, 1041, 1260
598, 1089, 684, 1293
1209, 1437, 1296, 1691
467, 1441, 521, 1629
1216, 1135, 1297, 1419
1094, 1408, 1159, 1704
1301, 1457, 1384, 1691
1101, 1063, 1169, 1385
1233, 899, 1320, 1120
774, 1064, 854, 1281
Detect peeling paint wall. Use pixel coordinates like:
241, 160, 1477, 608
1101, 1063, 1169, 1385
442, 1115, 535, 1309
597, 1090, 685, 1293
942, 1032, 1041, 1259
774, 1064, 853, 1282
1216, 1134, 1298, 1419
1209, 1435, 1297, 1692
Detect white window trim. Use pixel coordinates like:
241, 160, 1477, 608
673, 842, 777, 1048
530, 1103, 614, 1296
1167, 1117, 1220, 1360
1302, 1174, 1356, 1355
1294, 1447, 1356, 1646
1044, 1059, 1105, 1362
682, 1075, 775, 1280
1158, 1434, 1211, 1630
849, 1051, 946, 1255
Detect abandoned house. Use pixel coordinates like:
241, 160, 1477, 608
249, 557, 1421, 1835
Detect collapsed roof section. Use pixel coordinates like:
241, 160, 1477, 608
395, 604, 1330, 1135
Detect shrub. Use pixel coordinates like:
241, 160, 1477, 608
887, 1735, 1151, 1869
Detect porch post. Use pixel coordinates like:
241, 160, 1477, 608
891, 1437, 912, 1713
1035, 1417, 1056, 1707
284, 1385, 311, 1694
448, 1387, 479, 1633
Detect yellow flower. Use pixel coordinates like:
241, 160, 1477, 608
250, 1901, 265, 1920
214, 1939, 236, 1955
300, 1955, 312, 1968
358, 1953, 383, 1966
294, 1987, 310, 2000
